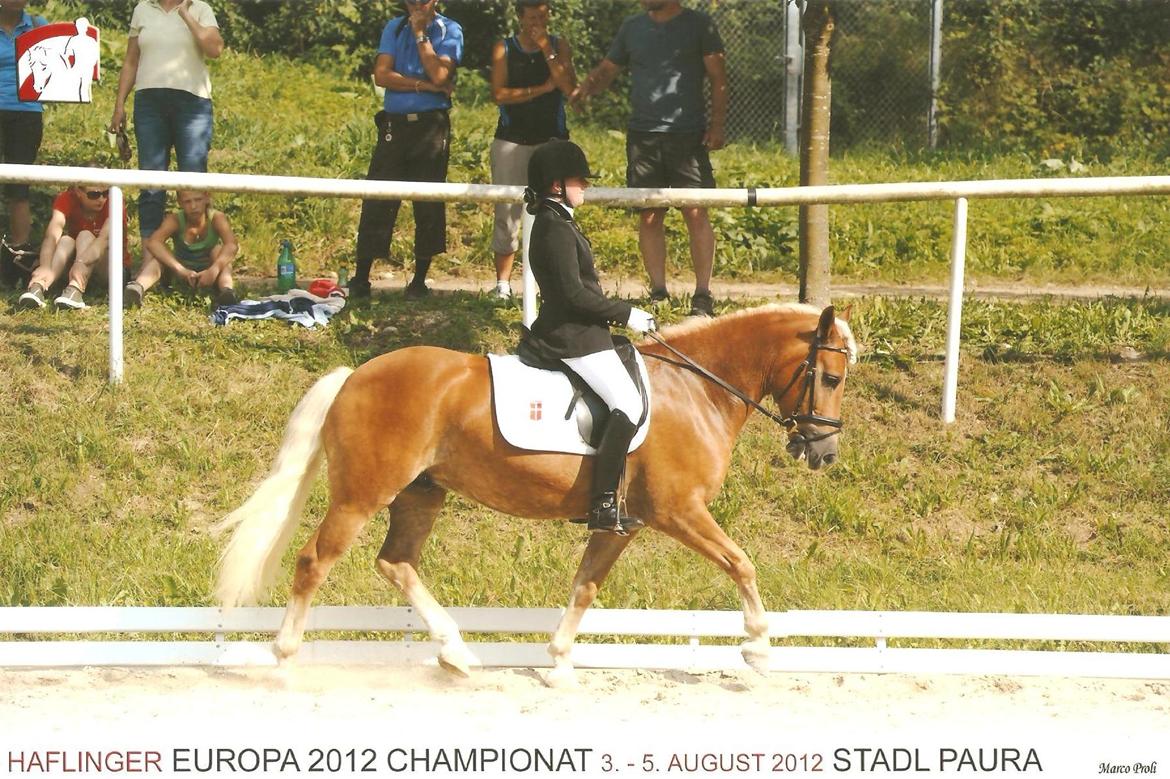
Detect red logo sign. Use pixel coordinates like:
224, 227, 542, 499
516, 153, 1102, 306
529, 401, 542, 421
16, 19, 101, 103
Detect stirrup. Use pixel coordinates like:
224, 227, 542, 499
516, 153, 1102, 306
586, 494, 644, 536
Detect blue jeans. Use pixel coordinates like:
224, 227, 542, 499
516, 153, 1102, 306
134, 88, 213, 240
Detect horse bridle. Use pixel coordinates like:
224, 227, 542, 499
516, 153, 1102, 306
644, 329, 848, 442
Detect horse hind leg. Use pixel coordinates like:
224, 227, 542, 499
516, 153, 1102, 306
546, 532, 633, 688
273, 499, 380, 663
374, 480, 478, 677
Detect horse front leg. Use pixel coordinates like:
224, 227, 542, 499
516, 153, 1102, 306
546, 531, 634, 688
657, 508, 771, 674
374, 482, 479, 677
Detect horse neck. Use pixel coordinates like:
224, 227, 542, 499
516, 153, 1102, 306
662, 309, 810, 418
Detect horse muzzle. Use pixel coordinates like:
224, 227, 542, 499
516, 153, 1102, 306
786, 426, 840, 471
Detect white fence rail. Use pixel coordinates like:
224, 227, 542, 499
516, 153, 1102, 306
5, 164, 1170, 420
1, 607, 1167, 679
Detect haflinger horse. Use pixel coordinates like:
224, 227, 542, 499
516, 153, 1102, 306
214, 302, 857, 686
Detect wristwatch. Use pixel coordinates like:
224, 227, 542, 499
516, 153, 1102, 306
546, 51, 557, 61
415, 32, 427, 43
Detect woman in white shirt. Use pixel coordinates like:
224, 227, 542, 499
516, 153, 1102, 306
108, 0, 223, 284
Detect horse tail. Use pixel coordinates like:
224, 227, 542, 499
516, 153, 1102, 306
213, 366, 354, 608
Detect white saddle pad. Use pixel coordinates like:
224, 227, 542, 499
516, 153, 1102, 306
486, 354, 652, 455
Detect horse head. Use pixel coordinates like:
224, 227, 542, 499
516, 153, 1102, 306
28, 44, 58, 95
773, 305, 857, 471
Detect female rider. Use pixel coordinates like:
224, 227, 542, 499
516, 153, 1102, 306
518, 139, 657, 535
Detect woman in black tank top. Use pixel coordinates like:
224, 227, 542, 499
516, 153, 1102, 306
488, 1, 577, 299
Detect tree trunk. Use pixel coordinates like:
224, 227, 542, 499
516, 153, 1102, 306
798, 0, 834, 308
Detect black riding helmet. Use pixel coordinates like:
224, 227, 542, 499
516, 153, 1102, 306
526, 139, 594, 195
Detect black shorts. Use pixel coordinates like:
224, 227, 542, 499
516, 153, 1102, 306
625, 130, 715, 197
0, 111, 44, 200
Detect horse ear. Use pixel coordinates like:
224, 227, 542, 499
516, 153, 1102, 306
817, 305, 835, 341
838, 304, 853, 323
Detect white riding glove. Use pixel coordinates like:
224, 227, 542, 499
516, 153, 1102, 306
626, 307, 657, 334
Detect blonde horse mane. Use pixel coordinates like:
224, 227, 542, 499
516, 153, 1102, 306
654, 302, 858, 363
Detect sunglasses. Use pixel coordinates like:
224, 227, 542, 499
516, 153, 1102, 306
84, 189, 109, 200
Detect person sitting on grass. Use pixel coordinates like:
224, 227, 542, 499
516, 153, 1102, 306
18, 183, 129, 310
128, 189, 238, 307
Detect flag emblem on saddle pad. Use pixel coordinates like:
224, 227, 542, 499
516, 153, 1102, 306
529, 401, 543, 421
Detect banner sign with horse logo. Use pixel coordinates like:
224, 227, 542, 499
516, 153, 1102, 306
16, 18, 100, 103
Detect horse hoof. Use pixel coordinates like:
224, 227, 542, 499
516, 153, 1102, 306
437, 642, 479, 678
544, 664, 579, 689
273, 637, 300, 663
741, 638, 771, 675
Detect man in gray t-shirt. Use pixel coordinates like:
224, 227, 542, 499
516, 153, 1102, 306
571, 0, 727, 317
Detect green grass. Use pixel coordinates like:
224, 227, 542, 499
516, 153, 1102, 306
2, 293, 1168, 627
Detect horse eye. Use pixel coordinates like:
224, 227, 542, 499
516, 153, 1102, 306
822, 374, 841, 389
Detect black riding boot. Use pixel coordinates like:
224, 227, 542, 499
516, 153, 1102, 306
587, 409, 644, 535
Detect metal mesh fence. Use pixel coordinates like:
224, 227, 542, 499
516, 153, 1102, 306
707, 1, 790, 142
710, 0, 935, 148
829, 0, 934, 148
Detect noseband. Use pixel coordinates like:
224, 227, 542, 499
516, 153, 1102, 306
644, 329, 848, 440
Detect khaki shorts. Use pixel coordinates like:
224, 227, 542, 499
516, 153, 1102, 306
490, 138, 542, 255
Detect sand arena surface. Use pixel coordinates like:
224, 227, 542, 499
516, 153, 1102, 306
2, 665, 1168, 777
2, 664, 1168, 731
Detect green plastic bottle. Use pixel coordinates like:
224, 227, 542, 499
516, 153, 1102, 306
276, 240, 296, 293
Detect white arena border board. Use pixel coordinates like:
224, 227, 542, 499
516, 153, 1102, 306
1, 607, 1168, 679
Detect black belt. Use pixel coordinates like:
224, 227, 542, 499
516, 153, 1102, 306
387, 109, 448, 123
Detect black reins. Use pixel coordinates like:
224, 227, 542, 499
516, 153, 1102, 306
643, 329, 849, 441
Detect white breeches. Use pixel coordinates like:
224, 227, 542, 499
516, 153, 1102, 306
562, 350, 644, 421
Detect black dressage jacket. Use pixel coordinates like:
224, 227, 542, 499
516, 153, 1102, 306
519, 198, 633, 363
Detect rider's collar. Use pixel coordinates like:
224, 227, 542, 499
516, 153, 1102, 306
543, 197, 574, 219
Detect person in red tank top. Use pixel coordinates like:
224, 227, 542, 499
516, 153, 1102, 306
17, 183, 129, 310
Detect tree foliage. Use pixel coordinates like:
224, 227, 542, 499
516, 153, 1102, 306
941, 0, 1170, 156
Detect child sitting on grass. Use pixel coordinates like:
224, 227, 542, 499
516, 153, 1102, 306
127, 190, 238, 307
18, 182, 129, 310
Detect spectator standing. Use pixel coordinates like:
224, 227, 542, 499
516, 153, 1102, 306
17, 183, 129, 310
108, 0, 222, 273
488, 0, 576, 300
350, 0, 463, 301
571, 0, 727, 317
0, 0, 47, 287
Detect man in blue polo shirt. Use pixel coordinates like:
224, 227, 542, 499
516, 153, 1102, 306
0, 0, 47, 288
350, 0, 464, 300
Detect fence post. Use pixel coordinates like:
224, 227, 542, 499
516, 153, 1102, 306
928, 0, 944, 149
941, 196, 968, 423
521, 209, 536, 328
109, 186, 124, 385
784, 0, 804, 155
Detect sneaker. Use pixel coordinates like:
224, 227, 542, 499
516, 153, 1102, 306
54, 284, 86, 310
688, 291, 716, 318
404, 282, 431, 300
18, 283, 47, 309
346, 278, 371, 299
215, 287, 238, 307
649, 287, 669, 303
493, 280, 512, 300
123, 281, 144, 309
